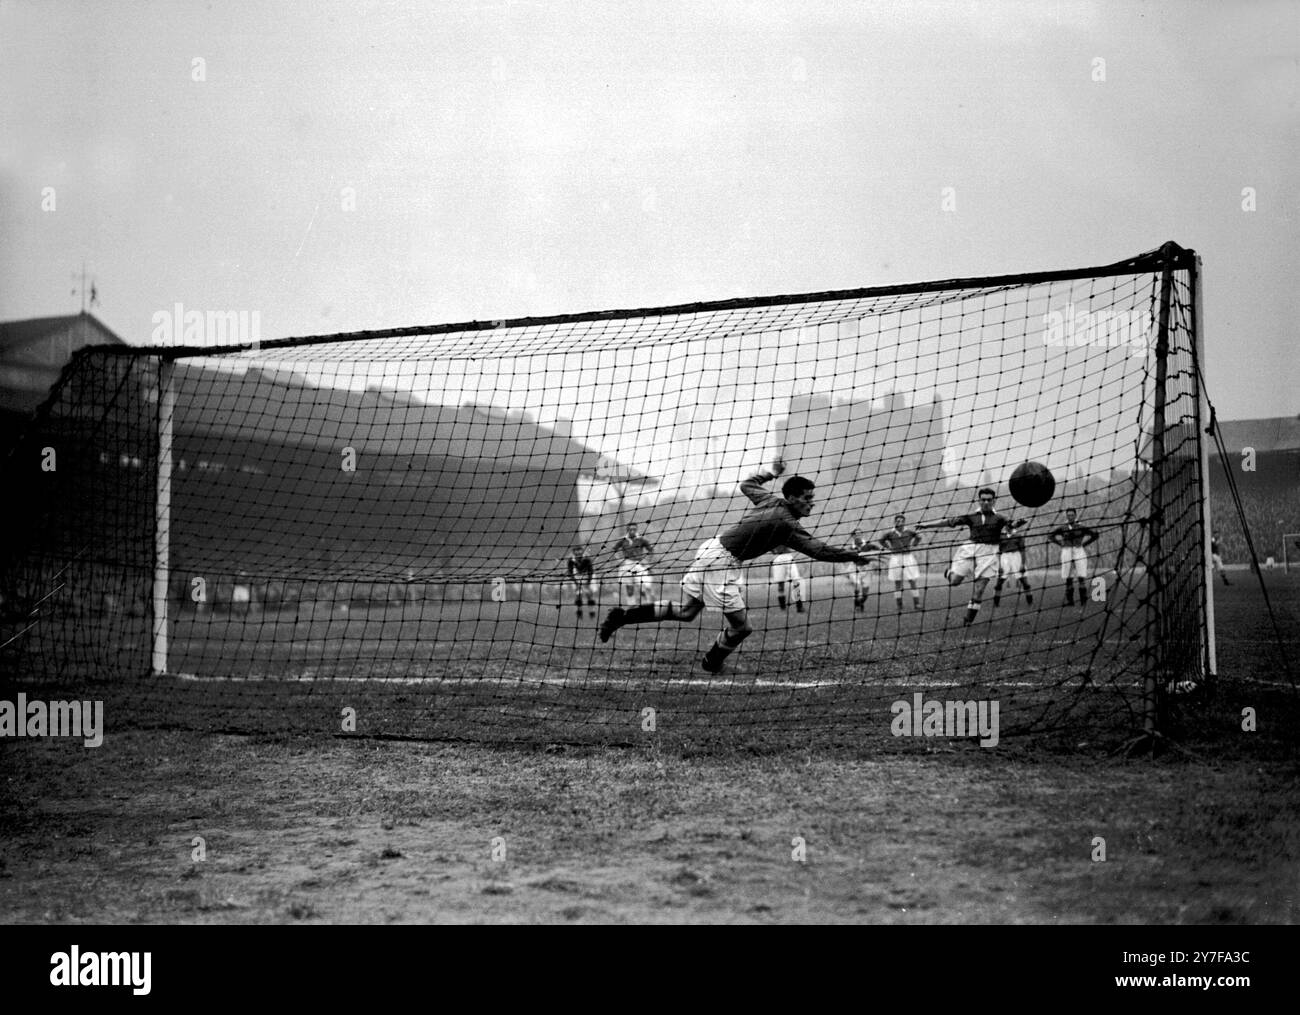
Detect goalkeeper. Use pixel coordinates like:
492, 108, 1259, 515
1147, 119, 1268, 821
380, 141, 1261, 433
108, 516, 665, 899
598, 459, 880, 672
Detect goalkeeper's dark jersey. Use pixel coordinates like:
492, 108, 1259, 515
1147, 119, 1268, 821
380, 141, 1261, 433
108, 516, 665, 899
948, 510, 1016, 546
718, 472, 860, 564
567, 554, 593, 579
1050, 523, 1098, 548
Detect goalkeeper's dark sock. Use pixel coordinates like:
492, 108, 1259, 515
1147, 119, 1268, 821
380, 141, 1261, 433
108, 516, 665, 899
622, 602, 677, 624
795, 601, 804, 613
702, 628, 749, 671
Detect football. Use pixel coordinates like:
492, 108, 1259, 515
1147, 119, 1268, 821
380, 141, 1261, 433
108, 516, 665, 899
1008, 461, 1056, 508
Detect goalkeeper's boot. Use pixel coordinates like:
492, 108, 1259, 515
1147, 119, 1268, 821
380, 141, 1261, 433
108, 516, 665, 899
777, 595, 787, 610
598, 607, 626, 642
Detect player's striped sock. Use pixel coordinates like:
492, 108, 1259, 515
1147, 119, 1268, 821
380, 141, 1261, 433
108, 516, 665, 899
964, 602, 980, 625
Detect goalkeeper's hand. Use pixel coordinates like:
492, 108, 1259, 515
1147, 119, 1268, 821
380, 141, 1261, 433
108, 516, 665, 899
771, 458, 786, 477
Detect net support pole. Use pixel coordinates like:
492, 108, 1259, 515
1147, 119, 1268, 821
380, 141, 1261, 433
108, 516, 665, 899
152, 356, 174, 676
1192, 254, 1217, 685
1141, 245, 1178, 749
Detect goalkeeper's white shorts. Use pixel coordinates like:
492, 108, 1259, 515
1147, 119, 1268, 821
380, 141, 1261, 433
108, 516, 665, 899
1060, 547, 1089, 578
682, 538, 747, 613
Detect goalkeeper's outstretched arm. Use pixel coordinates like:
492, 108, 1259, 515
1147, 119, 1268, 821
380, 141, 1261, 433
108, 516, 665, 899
786, 530, 886, 566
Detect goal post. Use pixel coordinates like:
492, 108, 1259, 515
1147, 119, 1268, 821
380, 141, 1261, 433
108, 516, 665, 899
0, 243, 1213, 750
1191, 253, 1217, 684
152, 356, 174, 676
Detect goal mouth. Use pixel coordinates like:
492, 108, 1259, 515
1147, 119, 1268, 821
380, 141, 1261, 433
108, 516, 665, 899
0, 243, 1211, 750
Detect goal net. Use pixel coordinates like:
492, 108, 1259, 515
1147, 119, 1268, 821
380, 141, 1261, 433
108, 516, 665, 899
0, 243, 1211, 750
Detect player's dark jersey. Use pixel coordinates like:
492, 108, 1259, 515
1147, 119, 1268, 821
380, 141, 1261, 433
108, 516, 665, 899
999, 533, 1025, 554
878, 528, 920, 553
1211, 537, 1221, 556
614, 536, 653, 560
719, 472, 861, 564
1050, 522, 1098, 548
566, 553, 593, 579
948, 510, 1017, 546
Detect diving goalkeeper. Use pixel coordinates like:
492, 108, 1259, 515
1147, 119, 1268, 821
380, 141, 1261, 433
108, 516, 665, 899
598, 459, 880, 673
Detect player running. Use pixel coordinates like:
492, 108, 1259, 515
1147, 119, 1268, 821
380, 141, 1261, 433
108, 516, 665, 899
1049, 508, 1099, 607
770, 549, 805, 612
598, 459, 880, 673
993, 516, 1034, 607
916, 488, 1026, 626
876, 515, 923, 612
562, 544, 598, 620
611, 522, 655, 606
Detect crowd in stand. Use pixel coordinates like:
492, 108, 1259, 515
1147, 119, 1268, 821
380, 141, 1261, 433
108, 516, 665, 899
1210, 486, 1299, 564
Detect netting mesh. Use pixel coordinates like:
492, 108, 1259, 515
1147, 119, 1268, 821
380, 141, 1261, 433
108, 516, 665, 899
1, 244, 1208, 749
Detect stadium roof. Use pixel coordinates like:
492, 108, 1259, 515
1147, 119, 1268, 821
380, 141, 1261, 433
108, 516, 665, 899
1213, 416, 1300, 455
170, 362, 645, 479
0, 313, 126, 352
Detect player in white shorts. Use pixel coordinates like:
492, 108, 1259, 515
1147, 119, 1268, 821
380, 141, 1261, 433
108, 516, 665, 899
840, 530, 879, 611
992, 522, 1034, 607
1049, 508, 1098, 608
875, 515, 923, 612
770, 550, 805, 612
598, 459, 879, 672
611, 522, 655, 606
917, 488, 1026, 626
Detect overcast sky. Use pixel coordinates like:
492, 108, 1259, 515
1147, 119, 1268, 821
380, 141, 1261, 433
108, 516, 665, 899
2, 0, 1296, 427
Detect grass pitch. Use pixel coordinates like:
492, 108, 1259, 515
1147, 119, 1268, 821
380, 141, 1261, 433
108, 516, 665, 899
0, 575, 1296, 923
